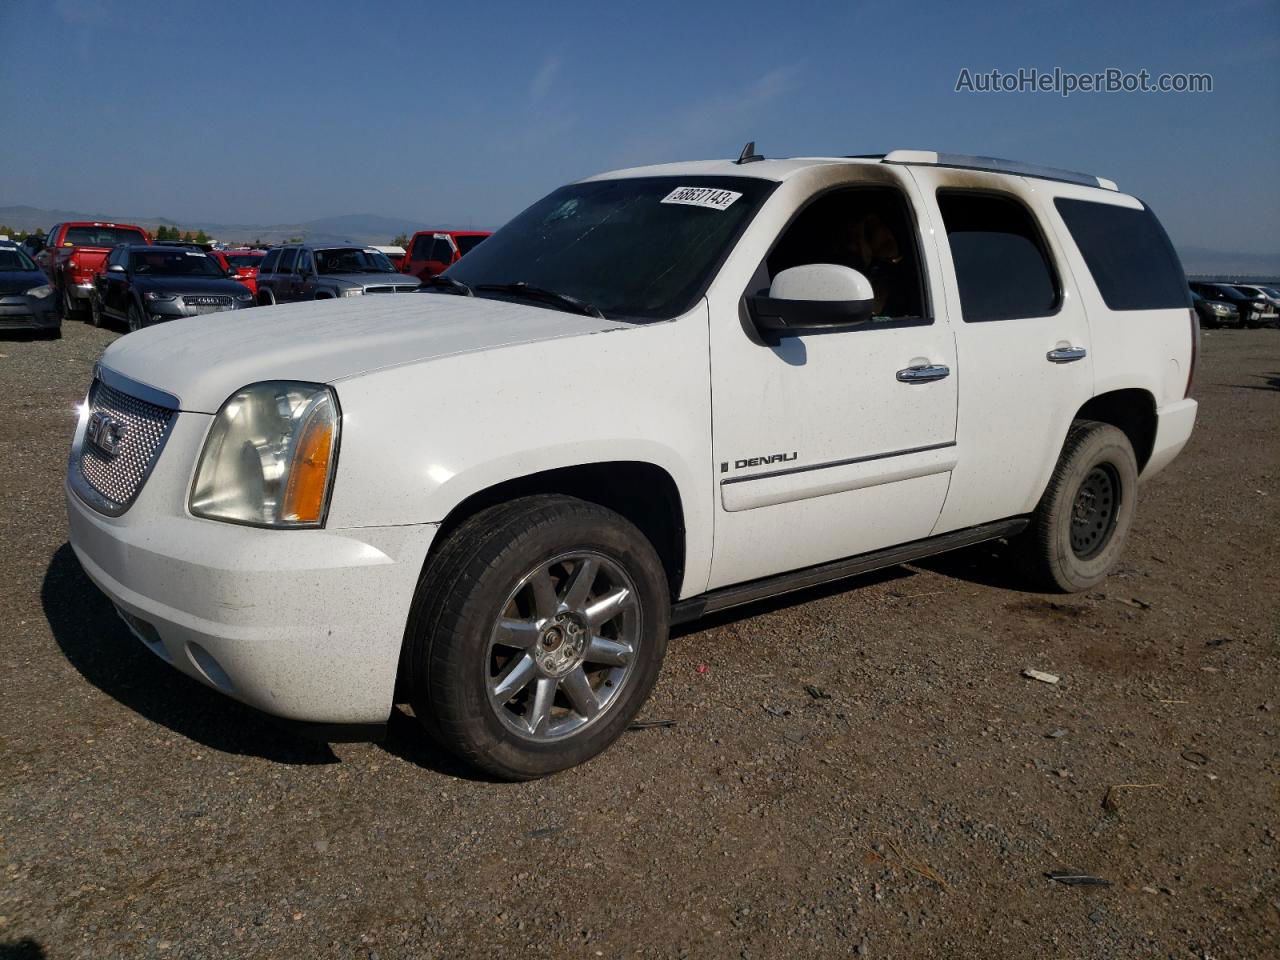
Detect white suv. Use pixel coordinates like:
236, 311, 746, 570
66, 149, 1199, 779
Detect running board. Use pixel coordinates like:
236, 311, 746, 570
670, 517, 1028, 625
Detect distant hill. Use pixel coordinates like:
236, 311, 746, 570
0, 205, 476, 246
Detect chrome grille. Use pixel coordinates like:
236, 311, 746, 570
74, 379, 176, 515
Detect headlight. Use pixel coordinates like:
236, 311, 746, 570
143, 291, 176, 302
190, 382, 339, 528
1210, 303, 1231, 315
26, 284, 52, 298
341, 287, 364, 297
235, 291, 253, 302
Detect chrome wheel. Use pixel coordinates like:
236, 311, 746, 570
486, 551, 639, 742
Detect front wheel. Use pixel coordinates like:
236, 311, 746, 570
1017, 420, 1139, 592
404, 495, 670, 780
88, 293, 105, 328
126, 303, 145, 333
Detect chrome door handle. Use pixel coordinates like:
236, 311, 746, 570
1046, 346, 1087, 363
896, 364, 951, 383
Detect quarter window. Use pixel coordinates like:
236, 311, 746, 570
1053, 198, 1187, 311
937, 192, 1060, 323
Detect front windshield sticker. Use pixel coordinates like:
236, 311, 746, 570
660, 186, 743, 212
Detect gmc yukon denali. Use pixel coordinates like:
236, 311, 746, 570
66, 149, 1198, 779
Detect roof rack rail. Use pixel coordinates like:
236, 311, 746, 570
882, 150, 1118, 191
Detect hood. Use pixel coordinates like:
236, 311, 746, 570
99, 293, 635, 413
0, 270, 50, 295
132, 275, 249, 297
322, 272, 420, 287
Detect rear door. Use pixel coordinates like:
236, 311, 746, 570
275, 247, 300, 301
907, 168, 1094, 532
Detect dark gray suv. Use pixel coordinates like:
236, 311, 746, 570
255, 244, 420, 305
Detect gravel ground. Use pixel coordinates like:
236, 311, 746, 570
1, 320, 1277, 960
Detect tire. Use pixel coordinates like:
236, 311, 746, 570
88, 293, 105, 328
1017, 420, 1139, 592
404, 495, 670, 780
61, 284, 85, 321
257, 289, 276, 307
127, 303, 145, 333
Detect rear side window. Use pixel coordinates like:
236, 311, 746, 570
430, 237, 454, 262
259, 249, 280, 273
937, 192, 1059, 323
277, 248, 298, 273
1054, 198, 1187, 310
455, 234, 486, 256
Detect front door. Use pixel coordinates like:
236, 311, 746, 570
706, 168, 959, 590
906, 167, 1095, 533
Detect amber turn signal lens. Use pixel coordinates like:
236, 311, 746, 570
282, 416, 335, 524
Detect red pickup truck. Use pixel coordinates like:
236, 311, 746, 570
37, 221, 150, 319
400, 230, 490, 281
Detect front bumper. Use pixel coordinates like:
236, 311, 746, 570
144, 298, 252, 324
65, 409, 437, 725
1141, 397, 1198, 481
0, 294, 60, 330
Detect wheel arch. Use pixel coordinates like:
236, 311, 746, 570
431, 461, 687, 599
1073, 388, 1158, 472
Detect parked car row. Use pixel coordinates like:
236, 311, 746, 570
6, 219, 491, 336
1189, 280, 1280, 328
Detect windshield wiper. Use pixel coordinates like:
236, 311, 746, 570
475, 282, 604, 319
423, 275, 474, 296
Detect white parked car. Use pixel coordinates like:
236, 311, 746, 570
66, 148, 1199, 778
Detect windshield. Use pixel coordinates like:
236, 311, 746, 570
315, 248, 396, 274
130, 250, 225, 276
65, 226, 147, 247
223, 253, 263, 269
445, 176, 776, 319
0, 248, 39, 272
454, 234, 487, 256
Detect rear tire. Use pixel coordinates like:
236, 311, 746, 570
404, 495, 670, 780
257, 290, 276, 307
1017, 420, 1139, 593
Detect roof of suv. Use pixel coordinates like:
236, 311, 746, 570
584, 150, 1121, 195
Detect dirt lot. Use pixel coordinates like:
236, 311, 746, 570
1, 320, 1277, 960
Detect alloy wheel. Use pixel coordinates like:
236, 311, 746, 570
486, 551, 639, 742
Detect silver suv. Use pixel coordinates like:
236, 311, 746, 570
255, 243, 420, 305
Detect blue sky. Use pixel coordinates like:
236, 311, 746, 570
1, 0, 1277, 261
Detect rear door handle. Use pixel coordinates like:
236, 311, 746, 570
1046, 346, 1087, 363
896, 364, 951, 383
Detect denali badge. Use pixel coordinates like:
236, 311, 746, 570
721, 452, 798, 473
86, 411, 127, 457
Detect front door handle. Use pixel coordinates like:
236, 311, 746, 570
1046, 346, 1088, 363
896, 363, 951, 383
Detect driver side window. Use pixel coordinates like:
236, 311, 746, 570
761, 186, 929, 324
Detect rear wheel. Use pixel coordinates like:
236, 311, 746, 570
1017, 420, 1139, 592
404, 495, 670, 780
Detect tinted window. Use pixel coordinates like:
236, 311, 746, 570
64, 226, 148, 247
938, 192, 1059, 322
1054, 198, 1186, 311
297, 249, 314, 274
222, 254, 263, 269
0, 248, 38, 272
259, 249, 280, 273
277, 248, 298, 273
455, 234, 486, 256
762, 185, 927, 323
315, 248, 395, 274
429, 237, 454, 262
129, 249, 223, 276
447, 176, 776, 320
410, 234, 433, 259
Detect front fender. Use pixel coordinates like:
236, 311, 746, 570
323, 305, 716, 596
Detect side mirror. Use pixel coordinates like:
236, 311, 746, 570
747, 264, 875, 338
108, 263, 126, 273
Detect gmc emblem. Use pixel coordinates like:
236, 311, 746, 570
86, 411, 127, 457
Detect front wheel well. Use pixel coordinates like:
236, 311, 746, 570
432, 462, 686, 598
1074, 389, 1157, 472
